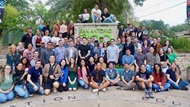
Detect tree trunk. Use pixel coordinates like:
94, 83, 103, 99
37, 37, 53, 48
100, 0, 107, 10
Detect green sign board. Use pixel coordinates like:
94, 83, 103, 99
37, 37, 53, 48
79, 28, 113, 41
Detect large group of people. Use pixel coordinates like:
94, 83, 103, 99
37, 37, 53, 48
0, 5, 189, 104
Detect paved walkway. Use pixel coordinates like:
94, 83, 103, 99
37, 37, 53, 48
1, 85, 190, 107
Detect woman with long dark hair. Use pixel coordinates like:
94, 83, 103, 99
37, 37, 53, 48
67, 57, 78, 91
13, 63, 29, 98
58, 59, 68, 92
0, 65, 14, 103
77, 59, 90, 89
90, 62, 110, 93
152, 63, 170, 92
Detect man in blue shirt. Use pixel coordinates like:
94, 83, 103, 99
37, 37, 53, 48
107, 39, 119, 64
105, 62, 120, 86
54, 40, 66, 64
26, 60, 44, 96
122, 49, 135, 70
117, 63, 136, 90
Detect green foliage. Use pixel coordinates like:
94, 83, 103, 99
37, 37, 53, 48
139, 20, 174, 37
170, 23, 190, 32
169, 38, 190, 53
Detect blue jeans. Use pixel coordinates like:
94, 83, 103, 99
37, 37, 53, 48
91, 14, 101, 23
167, 80, 189, 90
14, 84, 29, 98
26, 82, 44, 95
0, 91, 14, 103
146, 65, 153, 73
78, 79, 89, 89
152, 83, 170, 92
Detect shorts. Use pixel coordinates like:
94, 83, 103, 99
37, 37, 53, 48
44, 80, 56, 90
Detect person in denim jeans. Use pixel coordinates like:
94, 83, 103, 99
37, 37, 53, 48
166, 63, 189, 90
26, 60, 44, 96
0, 65, 14, 103
77, 59, 90, 89
91, 5, 102, 23
13, 63, 29, 98
151, 63, 170, 92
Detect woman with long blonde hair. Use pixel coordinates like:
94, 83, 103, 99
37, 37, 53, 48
6, 44, 20, 70
166, 63, 189, 90
0, 65, 14, 103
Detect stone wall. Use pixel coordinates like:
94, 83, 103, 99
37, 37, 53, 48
74, 23, 118, 41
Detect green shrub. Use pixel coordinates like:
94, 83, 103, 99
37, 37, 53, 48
169, 37, 190, 53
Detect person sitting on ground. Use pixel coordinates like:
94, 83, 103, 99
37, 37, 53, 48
136, 64, 154, 99
43, 55, 62, 95
13, 63, 29, 98
117, 63, 136, 90
67, 57, 78, 91
26, 60, 44, 96
77, 59, 90, 89
0, 65, 14, 103
78, 8, 90, 23
91, 5, 102, 23
166, 63, 189, 90
99, 57, 107, 71
151, 63, 170, 92
90, 62, 110, 93
105, 62, 120, 86
58, 59, 68, 92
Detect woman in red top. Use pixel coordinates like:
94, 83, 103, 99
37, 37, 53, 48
152, 63, 170, 92
77, 59, 90, 89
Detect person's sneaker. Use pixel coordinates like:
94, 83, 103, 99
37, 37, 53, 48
29, 94, 33, 97
149, 92, 154, 98
165, 88, 169, 91
132, 87, 135, 91
93, 89, 99, 93
145, 92, 149, 99
101, 88, 106, 92
181, 87, 188, 90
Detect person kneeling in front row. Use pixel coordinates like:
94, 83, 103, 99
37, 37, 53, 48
117, 63, 136, 90
43, 55, 62, 95
26, 60, 44, 96
90, 62, 110, 93
136, 64, 154, 98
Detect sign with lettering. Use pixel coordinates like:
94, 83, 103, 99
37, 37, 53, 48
79, 28, 113, 41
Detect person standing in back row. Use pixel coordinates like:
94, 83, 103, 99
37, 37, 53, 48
22, 26, 34, 49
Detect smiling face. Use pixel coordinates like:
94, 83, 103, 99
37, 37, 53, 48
16, 63, 23, 71
4, 65, 12, 74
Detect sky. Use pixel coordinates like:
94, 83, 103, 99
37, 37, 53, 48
132, 0, 187, 26
40, 0, 187, 26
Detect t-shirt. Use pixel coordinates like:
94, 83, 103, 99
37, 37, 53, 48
122, 69, 135, 82
136, 71, 150, 80
134, 53, 146, 67
167, 53, 177, 63
91, 70, 105, 83
105, 68, 119, 80
91, 8, 101, 17
166, 69, 177, 82
160, 54, 168, 62
0, 74, 13, 91
101, 13, 110, 22
42, 26, 51, 34
28, 66, 42, 83
78, 44, 90, 57
42, 36, 51, 47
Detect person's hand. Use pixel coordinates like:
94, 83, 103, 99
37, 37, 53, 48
126, 83, 130, 86
175, 82, 178, 86
116, 61, 118, 64
40, 86, 44, 91
160, 86, 164, 91
5, 89, 11, 94
23, 85, 26, 90
50, 75, 55, 79
34, 85, 38, 91
158, 82, 162, 86
63, 83, 66, 87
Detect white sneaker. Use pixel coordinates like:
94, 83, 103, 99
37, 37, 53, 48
29, 94, 33, 97
102, 88, 106, 92
93, 89, 99, 93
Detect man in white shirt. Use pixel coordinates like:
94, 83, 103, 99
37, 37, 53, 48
42, 30, 51, 47
51, 31, 59, 46
91, 5, 102, 23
